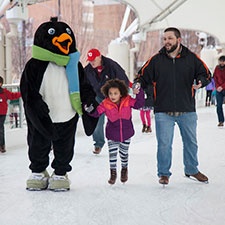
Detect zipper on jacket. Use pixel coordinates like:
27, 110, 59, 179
172, 58, 176, 110
117, 103, 123, 141
119, 118, 123, 141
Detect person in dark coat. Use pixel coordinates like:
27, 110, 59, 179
84, 48, 129, 154
213, 55, 225, 126
135, 27, 211, 185
139, 84, 154, 133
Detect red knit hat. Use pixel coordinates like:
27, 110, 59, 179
87, 48, 101, 61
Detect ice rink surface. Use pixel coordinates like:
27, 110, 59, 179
0, 106, 225, 225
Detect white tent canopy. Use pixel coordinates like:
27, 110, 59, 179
116, 0, 225, 45
1, 0, 225, 44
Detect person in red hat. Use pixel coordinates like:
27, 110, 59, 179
84, 48, 129, 154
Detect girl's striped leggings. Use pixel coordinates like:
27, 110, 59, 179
107, 138, 131, 170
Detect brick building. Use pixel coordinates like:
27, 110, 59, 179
2, 0, 208, 79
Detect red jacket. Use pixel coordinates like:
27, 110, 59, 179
213, 65, 225, 90
0, 88, 21, 115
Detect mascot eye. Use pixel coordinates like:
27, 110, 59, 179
48, 28, 55, 35
66, 28, 71, 35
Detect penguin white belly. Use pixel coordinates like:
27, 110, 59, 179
39, 62, 75, 122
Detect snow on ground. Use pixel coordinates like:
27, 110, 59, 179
0, 106, 225, 225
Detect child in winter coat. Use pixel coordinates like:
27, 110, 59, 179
140, 84, 154, 133
0, 76, 21, 153
85, 79, 144, 184
205, 77, 215, 106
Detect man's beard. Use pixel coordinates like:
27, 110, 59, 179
166, 42, 178, 53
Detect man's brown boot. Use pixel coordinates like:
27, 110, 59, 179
159, 176, 169, 185
185, 172, 208, 183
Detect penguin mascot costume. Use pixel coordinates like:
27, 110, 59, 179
20, 17, 98, 191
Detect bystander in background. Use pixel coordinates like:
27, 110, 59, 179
0, 76, 21, 153
213, 55, 225, 127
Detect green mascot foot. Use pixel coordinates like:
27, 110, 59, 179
48, 173, 70, 192
26, 170, 49, 191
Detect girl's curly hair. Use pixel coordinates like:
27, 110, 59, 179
101, 78, 128, 98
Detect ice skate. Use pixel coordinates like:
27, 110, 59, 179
142, 124, 146, 133
0, 145, 6, 153
217, 122, 224, 127
145, 126, 152, 133
159, 176, 169, 186
120, 167, 128, 183
93, 147, 102, 154
48, 173, 70, 191
26, 170, 49, 191
185, 171, 208, 183
108, 169, 117, 185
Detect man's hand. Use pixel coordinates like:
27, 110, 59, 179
132, 82, 141, 90
132, 82, 141, 94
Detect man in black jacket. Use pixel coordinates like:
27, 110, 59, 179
84, 49, 129, 154
137, 27, 211, 185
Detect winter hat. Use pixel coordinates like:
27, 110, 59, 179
87, 48, 101, 61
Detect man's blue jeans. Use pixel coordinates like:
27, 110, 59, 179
92, 96, 105, 149
155, 112, 199, 177
92, 113, 105, 148
216, 90, 225, 123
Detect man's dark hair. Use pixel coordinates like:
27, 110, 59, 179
0, 76, 3, 84
164, 27, 181, 38
218, 55, 225, 62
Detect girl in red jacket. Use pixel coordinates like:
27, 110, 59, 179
85, 79, 144, 184
0, 76, 21, 153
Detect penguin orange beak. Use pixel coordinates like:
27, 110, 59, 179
52, 33, 72, 55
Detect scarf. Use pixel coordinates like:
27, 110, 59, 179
32, 45, 82, 115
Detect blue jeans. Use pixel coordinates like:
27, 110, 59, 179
92, 96, 105, 148
155, 112, 199, 177
216, 90, 225, 123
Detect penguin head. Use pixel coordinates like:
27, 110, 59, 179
33, 17, 76, 55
